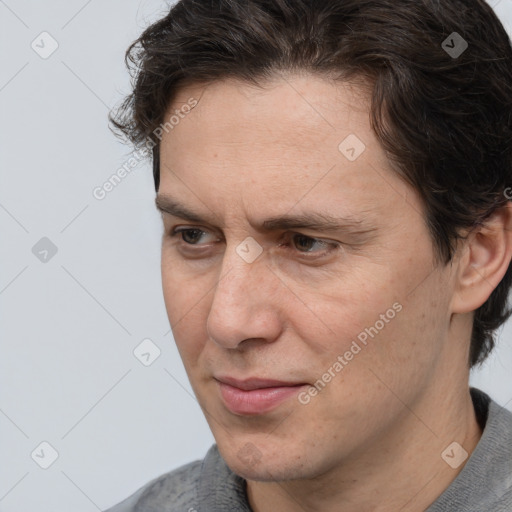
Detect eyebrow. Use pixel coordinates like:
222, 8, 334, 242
155, 194, 376, 235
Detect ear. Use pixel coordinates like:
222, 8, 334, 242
452, 202, 512, 314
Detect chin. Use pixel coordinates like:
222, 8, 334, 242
228, 458, 311, 482
218, 438, 317, 482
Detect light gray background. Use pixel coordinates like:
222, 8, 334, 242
1, 1, 511, 510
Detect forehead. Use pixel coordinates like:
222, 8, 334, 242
164, 74, 373, 151
157, 74, 420, 225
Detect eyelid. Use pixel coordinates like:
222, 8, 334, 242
171, 226, 220, 243
169, 226, 340, 258
170, 226, 335, 244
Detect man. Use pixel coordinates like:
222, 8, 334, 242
105, 0, 512, 510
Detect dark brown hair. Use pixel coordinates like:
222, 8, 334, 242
110, 0, 512, 368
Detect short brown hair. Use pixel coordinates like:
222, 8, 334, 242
110, 0, 512, 368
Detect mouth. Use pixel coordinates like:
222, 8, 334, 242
214, 376, 309, 415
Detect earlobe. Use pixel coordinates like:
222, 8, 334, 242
452, 202, 512, 314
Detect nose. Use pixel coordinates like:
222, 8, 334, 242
206, 244, 282, 350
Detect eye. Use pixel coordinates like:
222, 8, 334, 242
281, 233, 339, 256
169, 227, 339, 258
170, 227, 218, 245
291, 234, 331, 252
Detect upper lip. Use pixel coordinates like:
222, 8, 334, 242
215, 376, 307, 391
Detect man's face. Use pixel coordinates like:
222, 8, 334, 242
158, 74, 458, 481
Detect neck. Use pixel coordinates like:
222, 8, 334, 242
246, 361, 482, 512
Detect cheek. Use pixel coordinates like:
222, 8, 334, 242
283, 264, 400, 355
329, 273, 453, 397
161, 260, 210, 361
295, 290, 449, 443
290, 257, 448, 380
161, 252, 207, 322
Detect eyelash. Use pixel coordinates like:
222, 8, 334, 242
169, 227, 340, 258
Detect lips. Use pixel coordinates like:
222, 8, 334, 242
215, 376, 308, 415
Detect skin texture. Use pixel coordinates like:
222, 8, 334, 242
156, 73, 512, 512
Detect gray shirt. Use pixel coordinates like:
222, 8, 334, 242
104, 388, 512, 511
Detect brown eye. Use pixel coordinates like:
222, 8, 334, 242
171, 227, 216, 245
277, 232, 340, 261
181, 228, 204, 244
291, 234, 332, 253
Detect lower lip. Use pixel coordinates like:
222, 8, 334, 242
218, 382, 306, 415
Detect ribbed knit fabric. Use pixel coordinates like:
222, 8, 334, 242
104, 387, 512, 512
